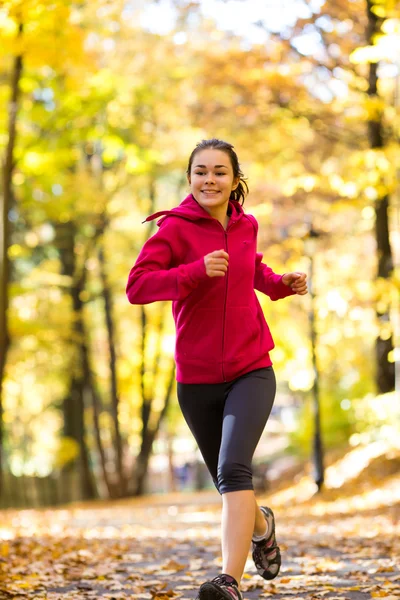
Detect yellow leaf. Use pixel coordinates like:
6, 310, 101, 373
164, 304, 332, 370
161, 559, 186, 572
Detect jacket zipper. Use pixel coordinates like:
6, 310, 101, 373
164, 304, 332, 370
220, 217, 237, 381
221, 228, 228, 381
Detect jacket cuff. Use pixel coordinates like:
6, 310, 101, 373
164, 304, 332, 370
186, 257, 209, 284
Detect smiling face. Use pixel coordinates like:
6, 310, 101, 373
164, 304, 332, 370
187, 148, 239, 217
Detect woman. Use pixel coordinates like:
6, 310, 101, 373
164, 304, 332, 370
126, 138, 308, 600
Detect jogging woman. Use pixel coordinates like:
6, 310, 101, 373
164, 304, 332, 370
126, 138, 308, 600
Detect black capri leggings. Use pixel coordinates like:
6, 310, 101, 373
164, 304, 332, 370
177, 367, 276, 495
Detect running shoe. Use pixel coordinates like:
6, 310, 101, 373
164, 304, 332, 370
197, 574, 243, 600
251, 506, 281, 580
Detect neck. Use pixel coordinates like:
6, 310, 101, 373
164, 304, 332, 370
204, 202, 230, 228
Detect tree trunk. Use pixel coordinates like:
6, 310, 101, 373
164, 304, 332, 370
366, 0, 395, 393
79, 332, 99, 500
134, 360, 175, 496
89, 375, 116, 498
56, 221, 97, 500
167, 432, 177, 492
0, 24, 23, 496
98, 244, 126, 496
135, 304, 152, 493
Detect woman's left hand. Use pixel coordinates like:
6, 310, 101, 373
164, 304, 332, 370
282, 272, 308, 295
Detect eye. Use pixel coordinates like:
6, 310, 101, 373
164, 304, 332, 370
216, 172, 225, 176
195, 171, 205, 175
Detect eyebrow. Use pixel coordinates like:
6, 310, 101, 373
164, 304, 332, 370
194, 164, 229, 169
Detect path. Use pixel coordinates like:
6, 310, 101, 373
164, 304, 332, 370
0, 483, 399, 599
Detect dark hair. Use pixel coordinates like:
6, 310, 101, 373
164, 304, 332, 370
186, 138, 249, 205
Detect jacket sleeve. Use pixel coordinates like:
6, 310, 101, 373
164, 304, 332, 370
254, 252, 296, 301
126, 220, 209, 305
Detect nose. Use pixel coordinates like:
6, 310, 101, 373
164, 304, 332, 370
205, 172, 215, 184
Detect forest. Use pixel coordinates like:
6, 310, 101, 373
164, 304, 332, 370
0, 0, 399, 508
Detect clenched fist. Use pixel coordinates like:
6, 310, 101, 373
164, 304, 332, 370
282, 272, 308, 295
204, 249, 229, 278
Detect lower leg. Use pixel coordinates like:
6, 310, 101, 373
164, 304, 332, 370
253, 497, 269, 537
221, 490, 255, 585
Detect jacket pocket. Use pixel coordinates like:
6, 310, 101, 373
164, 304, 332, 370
177, 308, 222, 363
224, 306, 260, 361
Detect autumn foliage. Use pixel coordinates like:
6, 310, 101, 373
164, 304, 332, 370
0, 0, 399, 506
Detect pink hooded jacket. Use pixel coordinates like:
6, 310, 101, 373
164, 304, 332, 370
126, 194, 295, 384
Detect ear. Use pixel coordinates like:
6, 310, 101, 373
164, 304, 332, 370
231, 177, 240, 191
187, 174, 191, 185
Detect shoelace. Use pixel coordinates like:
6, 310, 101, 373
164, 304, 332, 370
211, 575, 240, 598
212, 575, 237, 587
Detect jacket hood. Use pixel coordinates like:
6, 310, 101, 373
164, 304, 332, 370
142, 193, 245, 227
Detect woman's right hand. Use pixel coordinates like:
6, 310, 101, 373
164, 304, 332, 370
204, 249, 229, 277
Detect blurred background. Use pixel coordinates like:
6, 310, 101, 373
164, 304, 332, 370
0, 0, 399, 509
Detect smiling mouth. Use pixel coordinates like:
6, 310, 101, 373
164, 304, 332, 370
201, 190, 220, 194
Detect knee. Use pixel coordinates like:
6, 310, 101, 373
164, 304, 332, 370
217, 461, 253, 494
